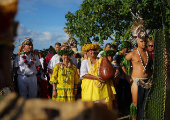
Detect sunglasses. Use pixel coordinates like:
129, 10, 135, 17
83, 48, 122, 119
148, 45, 153, 47
25, 43, 33, 46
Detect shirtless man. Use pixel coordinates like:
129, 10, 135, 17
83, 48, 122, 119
122, 37, 152, 120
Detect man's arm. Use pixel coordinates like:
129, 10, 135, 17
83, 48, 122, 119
121, 52, 133, 84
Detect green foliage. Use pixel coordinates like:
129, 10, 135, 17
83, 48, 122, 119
101, 50, 116, 57
119, 41, 133, 50
64, 0, 170, 47
57, 49, 74, 56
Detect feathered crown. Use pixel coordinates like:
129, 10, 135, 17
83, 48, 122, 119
82, 43, 100, 52
130, 9, 150, 44
21, 37, 33, 45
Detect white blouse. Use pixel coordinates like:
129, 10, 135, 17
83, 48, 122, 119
15, 53, 40, 76
47, 54, 60, 70
80, 59, 91, 78
48, 54, 78, 70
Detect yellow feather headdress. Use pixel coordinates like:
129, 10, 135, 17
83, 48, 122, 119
82, 44, 100, 52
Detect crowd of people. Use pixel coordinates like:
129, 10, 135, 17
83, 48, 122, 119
10, 33, 154, 119
0, 1, 162, 120
8, 13, 156, 120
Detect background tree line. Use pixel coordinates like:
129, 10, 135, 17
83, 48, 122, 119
64, 0, 170, 48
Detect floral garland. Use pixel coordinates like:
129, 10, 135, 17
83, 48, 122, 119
22, 50, 35, 68
82, 44, 100, 52
119, 41, 133, 51
88, 58, 101, 88
61, 62, 71, 83
57, 49, 74, 56
93, 61, 101, 88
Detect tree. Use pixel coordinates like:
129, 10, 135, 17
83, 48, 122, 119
64, 0, 170, 46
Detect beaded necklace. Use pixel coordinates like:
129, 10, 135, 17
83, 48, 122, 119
61, 62, 71, 83
137, 48, 149, 73
88, 58, 101, 88
22, 50, 35, 68
93, 61, 102, 88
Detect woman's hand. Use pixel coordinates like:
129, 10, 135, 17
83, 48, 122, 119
52, 90, 57, 98
97, 77, 105, 82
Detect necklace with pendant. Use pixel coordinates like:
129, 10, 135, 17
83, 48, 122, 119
137, 48, 148, 73
61, 62, 71, 83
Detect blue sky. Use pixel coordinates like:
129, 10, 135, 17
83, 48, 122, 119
14, 0, 112, 54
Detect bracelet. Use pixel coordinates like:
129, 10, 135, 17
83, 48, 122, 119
53, 90, 56, 91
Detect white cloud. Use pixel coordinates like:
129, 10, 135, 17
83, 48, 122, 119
17, 24, 69, 41
14, 24, 69, 54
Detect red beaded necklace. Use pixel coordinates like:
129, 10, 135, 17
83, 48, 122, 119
22, 50, 35, 68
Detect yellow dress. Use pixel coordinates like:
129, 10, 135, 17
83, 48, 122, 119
81, 58, 116, 110
50, 65, 80, 102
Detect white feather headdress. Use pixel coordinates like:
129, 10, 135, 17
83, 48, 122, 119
130, 9, 150, 44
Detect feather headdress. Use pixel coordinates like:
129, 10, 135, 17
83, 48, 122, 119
64, 28, 77, 48
21, 37, 33, 45
130, 9, 150, 44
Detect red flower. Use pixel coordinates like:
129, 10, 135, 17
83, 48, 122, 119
24, 60, 28, 64
37, 67, 40, 71
22, 56, 26, 59
22, 52, 35, 68
28, 64, 31, 68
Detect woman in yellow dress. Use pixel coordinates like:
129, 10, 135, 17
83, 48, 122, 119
80, 44, 116, 110
50, 49, 80, 102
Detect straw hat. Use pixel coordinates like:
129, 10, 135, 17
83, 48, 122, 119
71, 47, 86, 57
71, 48, 79, 54
77, 51, 86, 57
61, 42, 69, 47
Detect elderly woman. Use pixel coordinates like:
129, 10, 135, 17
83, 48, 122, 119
80, 44, 116, 110
50, 49, 80, 102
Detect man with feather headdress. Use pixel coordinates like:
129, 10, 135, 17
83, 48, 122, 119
120, 14, 153, 120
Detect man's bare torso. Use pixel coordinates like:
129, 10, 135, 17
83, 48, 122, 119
126, 49, 151, 78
